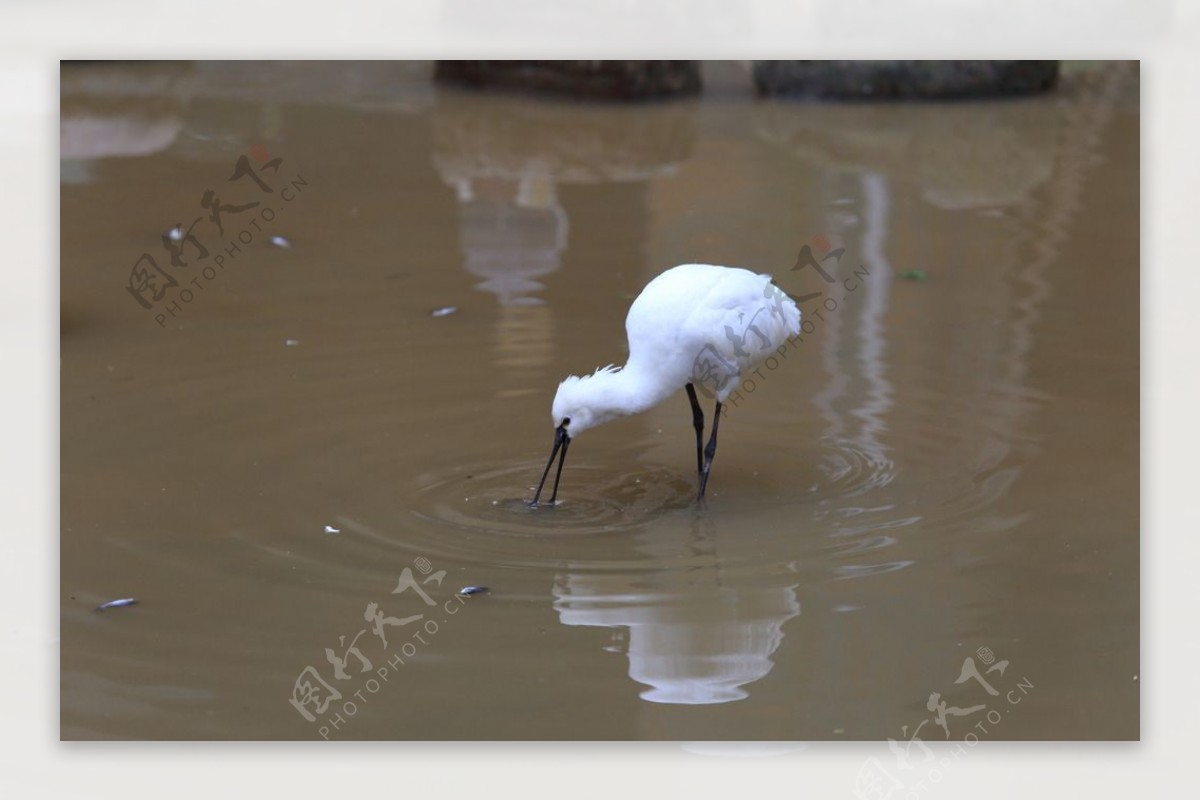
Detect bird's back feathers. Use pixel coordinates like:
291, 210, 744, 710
625, 264, 800, 400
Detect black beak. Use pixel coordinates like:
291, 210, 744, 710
530, 419, 571, 508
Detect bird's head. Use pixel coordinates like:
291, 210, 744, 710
550, 365, 624, 437
531, 365, 627, 508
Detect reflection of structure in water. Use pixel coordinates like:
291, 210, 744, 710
451, 172, 567, 307
431, 90, 697, 394
60, 62, 194, 171
754, 96, 1063, 211
781, 62, 1132, 520
432, 88, 698, 302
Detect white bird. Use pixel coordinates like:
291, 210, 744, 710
530, 263, 801, 506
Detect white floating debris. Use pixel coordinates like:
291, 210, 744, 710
285, 339, 300, 346
270, 235, 293, 248
96, 598, 139, 611
457, 586, 488, 596
166, 226, 184, 241
323, 525, 341, 535
431, 306, 457, 317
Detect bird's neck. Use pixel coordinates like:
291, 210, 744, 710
590, 359, 677, 419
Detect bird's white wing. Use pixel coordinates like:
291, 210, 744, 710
677, 270, 800, 399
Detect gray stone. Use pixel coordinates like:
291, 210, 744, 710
434, 61, 701, 100
753, 61, 1059, 100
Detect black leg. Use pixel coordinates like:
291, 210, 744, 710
698, 401, 723, 501
685, 383, 705, 477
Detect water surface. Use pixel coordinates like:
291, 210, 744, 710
61, 61, 1139, 740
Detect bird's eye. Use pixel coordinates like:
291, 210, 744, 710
562, 417, 571, 427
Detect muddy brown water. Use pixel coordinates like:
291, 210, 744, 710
60, 61, 1139, 740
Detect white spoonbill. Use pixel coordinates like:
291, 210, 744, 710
530, 263, 801, 506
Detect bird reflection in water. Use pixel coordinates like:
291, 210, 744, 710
553, 514, 801, 705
